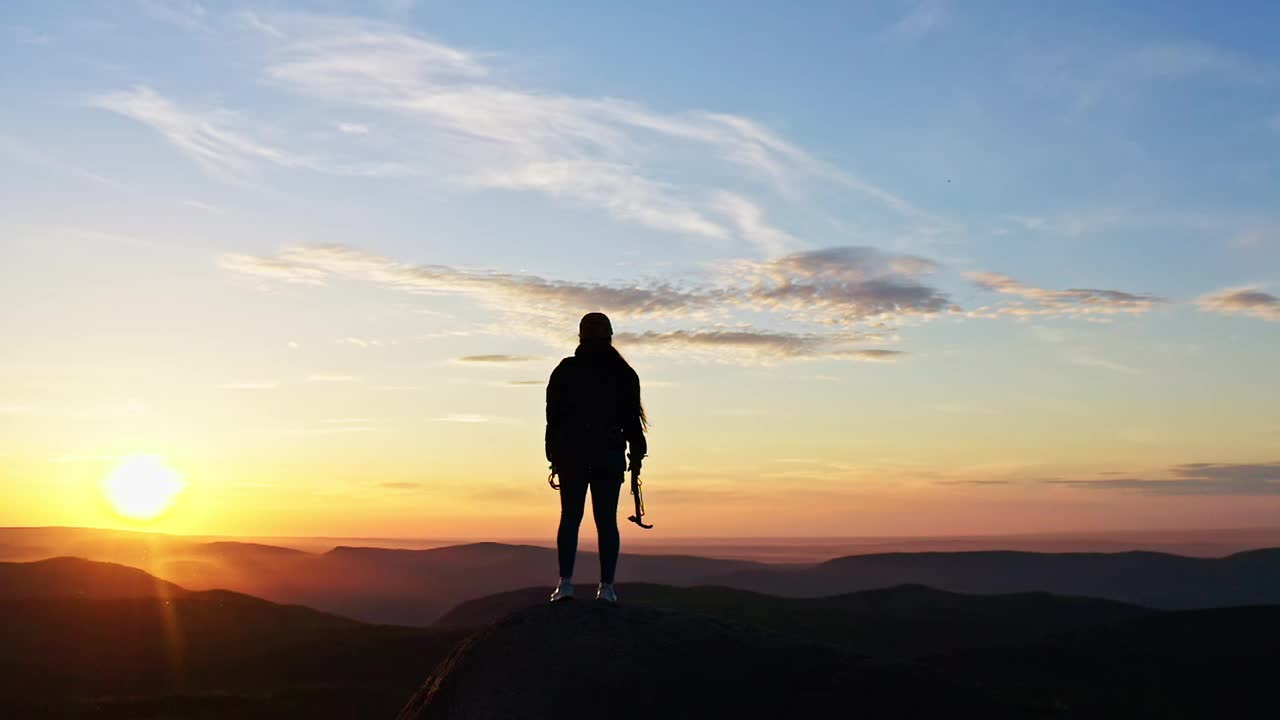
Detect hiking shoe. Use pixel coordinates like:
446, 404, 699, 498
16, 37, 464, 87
596, 583, 618, 604
550, 579, 574, 603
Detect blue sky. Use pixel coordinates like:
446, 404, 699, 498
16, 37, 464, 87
2, 1, 1278, 536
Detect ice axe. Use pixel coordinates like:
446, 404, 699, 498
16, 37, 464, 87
627, 460, 652, 530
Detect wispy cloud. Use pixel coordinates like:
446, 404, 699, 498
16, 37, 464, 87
91, 86, 407, 181
1051, 462, 1280, 495
223, 244, 707, 318
617, 330, 903, 363
97, 13, 920, 255
456, 354, 540, 363
1004, 211, 1126, 238
237, 10, 284, 38
711, 192, 798, 256
221, 244, 948, 362
730, 247, 953, 325
219, 253, 328, 284
1197, 286, 1280, 321
340, 337, 383, 348
92, 86, 301, 180
1027, 324, 1139, 374
967, 271, 1162, 318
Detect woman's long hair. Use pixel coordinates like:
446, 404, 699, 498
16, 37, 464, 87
611, 345, 649, 432
582, 339, 648, 432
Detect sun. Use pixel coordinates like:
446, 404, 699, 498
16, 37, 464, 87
102, 455, 186, 521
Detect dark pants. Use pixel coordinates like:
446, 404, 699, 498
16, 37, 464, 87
556, 468, 623, 584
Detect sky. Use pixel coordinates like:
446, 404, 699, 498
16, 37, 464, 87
2, 0, 1278, 539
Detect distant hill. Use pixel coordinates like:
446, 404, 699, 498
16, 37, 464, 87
2, 531, 766, 625
399, 600, 1012, 720
293, 543, 763, 624
0, 556, 188, 599
15, 524, 1280, 565
0, 558, 466, 719
709, 548, 1280, 609
4, 528, 1280, 625
435, 583, 1152, 658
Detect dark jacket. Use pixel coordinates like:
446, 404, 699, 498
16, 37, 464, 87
545, 342, 647, 473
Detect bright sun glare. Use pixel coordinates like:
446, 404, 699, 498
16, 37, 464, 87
102, 455, 186, 521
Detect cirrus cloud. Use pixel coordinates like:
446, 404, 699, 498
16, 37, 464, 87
967, 271, 1162, 318
1050, 462, 1280, 495
94, 13, 921, 257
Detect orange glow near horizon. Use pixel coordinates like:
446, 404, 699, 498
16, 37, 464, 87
4, 441, 1280, 540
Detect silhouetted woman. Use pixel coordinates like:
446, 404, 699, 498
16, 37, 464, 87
545, 312, 647, 604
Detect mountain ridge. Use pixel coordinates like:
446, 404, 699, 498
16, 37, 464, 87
4, 528, 1280, 623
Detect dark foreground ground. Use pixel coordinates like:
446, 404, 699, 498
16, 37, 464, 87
400, 599, 1015, 720
419, 584, 1280, 720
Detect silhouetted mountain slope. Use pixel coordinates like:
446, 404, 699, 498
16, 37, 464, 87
399, 600, 1015, 720
435, 583, 1152, 658
935, 605, 1280, 718
0, 559, 467, 719
710, 548, 1280, 608
0, 556, 188, 598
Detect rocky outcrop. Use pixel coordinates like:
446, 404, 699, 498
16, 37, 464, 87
398, 599, 1007, 719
